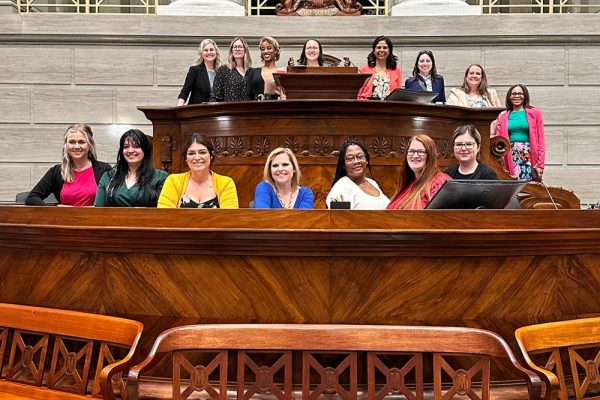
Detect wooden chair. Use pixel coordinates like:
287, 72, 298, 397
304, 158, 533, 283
0, 303, 143, 400
516, 317, 600, 400
128, 324, 542, 400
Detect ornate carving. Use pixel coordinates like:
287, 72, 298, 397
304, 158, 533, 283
229, 136, 245, 157
436, 138, 453, 159
282, 136, 300, 154
368, 352, 423, 400
275, 0, 361, 16
47, 336, 93, 394
92, 343, 127, 398
433, 354, 490, 400
238, 351, 291, 400
568, 345, 600, 399
161, 135, 174, 173
211, 138, 226, 157
6, 330, 49, 386
370, 136, 390, 157
314, 136, 331, 156
254, 136, 272, 156
173, 350, 227, 400
303, 352, 357, 400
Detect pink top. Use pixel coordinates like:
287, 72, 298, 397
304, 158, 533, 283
60, 166, 97, 206
387, 172, 451, 210
495, 106, 546, 176
357, 65, 402, 100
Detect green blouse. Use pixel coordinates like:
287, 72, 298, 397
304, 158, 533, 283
508, 109, 530, 143
95, 168, 168, 207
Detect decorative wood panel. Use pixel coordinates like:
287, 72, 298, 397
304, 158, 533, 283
368, 352, 423, 400
172, 350, 227, 400
237, 351, 292, 400
5, 330, 48, 386
433, 354, 490, 400
47, 336, 93, 395
302, 351, 357, 400
568, 344, 600, 400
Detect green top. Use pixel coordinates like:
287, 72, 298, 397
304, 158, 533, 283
508, 109, 530, 143
95, 168, 168, 207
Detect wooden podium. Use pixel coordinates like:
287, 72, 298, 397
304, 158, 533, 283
274, 66, 371, 99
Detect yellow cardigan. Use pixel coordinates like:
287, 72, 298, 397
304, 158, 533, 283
157, 171, 239, 208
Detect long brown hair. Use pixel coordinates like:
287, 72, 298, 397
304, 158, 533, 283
389, 134, 441, 210
460, 64, 492, 97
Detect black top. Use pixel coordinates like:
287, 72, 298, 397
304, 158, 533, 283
25, 159, 112, 206
445, 162, 499, 180
209, 65, 249, 102
246, 67, 265, 100
180, 196, 219, 209
178, 63, 212, 105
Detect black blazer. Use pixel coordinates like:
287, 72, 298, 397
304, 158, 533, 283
178, 63, 212, 104
25, 159, 112, 206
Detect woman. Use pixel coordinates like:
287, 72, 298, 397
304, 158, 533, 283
387, 134, 451, 210
157, 134, 238, 208
247, 37, 285, 101
326, 140, 389, 210
447, 64, 501, 108
254, 147, 313, 209
495, 84, 545, 181
177, 39, 221, 105
357, 35, 402, 100
404, 50, 445, 103
445, 125, 498, 180
26, 124, 111, 206
95, 129, 168, 207
209, 37, 252, 102
297, 39, 324, 67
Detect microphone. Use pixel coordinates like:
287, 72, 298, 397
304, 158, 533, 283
531, 169, 558, 210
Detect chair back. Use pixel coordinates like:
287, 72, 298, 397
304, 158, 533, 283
128, 324, 542, 400
516, 317, 600, 400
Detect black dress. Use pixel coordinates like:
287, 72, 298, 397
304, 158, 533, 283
209, 65, 249, 102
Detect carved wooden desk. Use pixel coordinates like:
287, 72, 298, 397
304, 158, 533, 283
139, 100, 505, 208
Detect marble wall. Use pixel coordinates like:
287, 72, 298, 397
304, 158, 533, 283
0, 14, 599, 204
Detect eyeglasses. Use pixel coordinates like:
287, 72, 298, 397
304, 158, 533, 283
345, 154, 366, 163
454, 142, 476, 149
407, 149, 427, 157
232, 45, 245, 50
510, 92, 525, 97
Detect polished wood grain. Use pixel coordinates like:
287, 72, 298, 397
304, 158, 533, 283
516, 317, 600, 400
273, 72, 372, 99
127, 324, 542, 400
0, 303, 143, 400
139, 100, 580, 209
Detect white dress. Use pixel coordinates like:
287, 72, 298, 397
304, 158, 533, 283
326, 176, 390, 210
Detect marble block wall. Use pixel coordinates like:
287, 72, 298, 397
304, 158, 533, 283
0, 14, 599, 204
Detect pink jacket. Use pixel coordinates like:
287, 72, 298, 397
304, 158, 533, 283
496, 107, 546, 176
357, 66, 402, 100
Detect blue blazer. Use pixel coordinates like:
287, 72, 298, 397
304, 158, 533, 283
404, 75, 446, 103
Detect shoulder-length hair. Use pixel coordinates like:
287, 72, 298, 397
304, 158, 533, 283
227, 37, 252, 72
183, 133, 216, 165
297, 39, 324, 67
194, 38, 222, 70
504, 83, 531, 111
408, 50, 439, 83
460, 64, 492, 97
263, 147, 301, 188
106, 129, 159, 206
389, 134, 441, 210
260, 36, 281, 62
61, 123, 97, 183
330, 140, 372, 189
451, 124, 482, 161
367, 35, 398, 70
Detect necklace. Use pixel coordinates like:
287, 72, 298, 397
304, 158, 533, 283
275, 185, 297, 209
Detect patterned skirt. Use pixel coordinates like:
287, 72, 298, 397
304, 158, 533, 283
511, 141, 534, 181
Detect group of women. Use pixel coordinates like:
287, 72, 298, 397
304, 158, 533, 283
26, 122, 505, 211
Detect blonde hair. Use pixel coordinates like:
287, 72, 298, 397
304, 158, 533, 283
194, 39, 222, 70
60, 123, 97, 183
227, 37, 252, 72
263, 147, 301, 188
